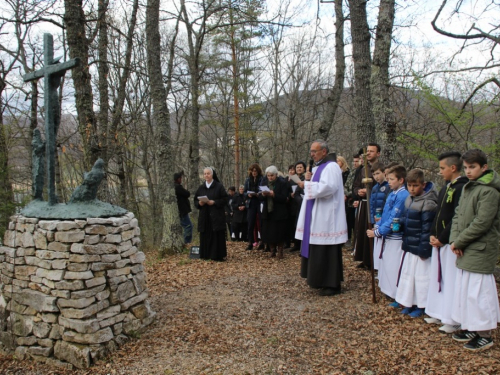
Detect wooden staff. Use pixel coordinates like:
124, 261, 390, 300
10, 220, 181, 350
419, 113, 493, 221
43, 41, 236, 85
362, 148, 377, 303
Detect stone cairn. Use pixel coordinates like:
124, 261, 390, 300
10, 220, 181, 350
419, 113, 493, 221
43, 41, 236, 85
0, 213, 155, 369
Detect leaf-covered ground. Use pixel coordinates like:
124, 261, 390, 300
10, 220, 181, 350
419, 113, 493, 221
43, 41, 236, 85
1, 242, 500, 374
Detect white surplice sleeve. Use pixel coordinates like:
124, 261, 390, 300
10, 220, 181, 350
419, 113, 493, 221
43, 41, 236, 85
303, 163, 341, 200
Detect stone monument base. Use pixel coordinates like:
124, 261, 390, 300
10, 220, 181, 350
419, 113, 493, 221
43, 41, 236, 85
0, 213, 155, 369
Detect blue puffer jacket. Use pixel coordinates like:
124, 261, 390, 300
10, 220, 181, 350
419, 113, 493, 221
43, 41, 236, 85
401, 182, 438, 258
374, 187, 409, 239
370, 181, 390, 224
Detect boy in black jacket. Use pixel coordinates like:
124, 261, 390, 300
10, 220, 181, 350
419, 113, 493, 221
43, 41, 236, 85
425, 152, 468, 333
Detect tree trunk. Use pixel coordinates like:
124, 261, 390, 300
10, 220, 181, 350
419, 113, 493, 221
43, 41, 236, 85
0, 77, 15, 241
180, 0, 202, 192
348, 0, 376, 147
146, 0, 183, 254
29, 82, 38, 134
97, 0, 110, 200
108, 0, 139, 205
230, 18, 241, 187
64, 0, 99, 169
318, 0, 345, 141
371, 0, 396, 162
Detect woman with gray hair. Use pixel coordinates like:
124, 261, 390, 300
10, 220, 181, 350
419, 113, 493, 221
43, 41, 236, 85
258, 165, 290, 259
194, 167, 228, 261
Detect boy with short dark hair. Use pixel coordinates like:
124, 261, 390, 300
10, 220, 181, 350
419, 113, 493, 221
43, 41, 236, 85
450, 149, 500, 352
367, 165, 409, 300
425, 151, 468, 333
395, 169, 438, 318
369, 162, 390, 270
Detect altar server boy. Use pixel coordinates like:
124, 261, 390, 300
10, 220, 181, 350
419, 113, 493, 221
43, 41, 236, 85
450, 149, 500, 352
367, 165, 409, 300
369, 162, 390, 270
425, 152, 468, 333
395, 169, 437, 318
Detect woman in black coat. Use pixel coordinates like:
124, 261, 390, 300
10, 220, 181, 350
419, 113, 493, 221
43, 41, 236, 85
244, 163, 264, 250
194, 167, 228, 261
259, 165, 289, 259
231, 185, 248, 241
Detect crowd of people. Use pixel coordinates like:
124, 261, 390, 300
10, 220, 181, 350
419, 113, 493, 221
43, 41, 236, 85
174, 140, 500, 353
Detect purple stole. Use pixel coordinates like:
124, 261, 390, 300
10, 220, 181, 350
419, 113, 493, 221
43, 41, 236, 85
300, 161, 332, 258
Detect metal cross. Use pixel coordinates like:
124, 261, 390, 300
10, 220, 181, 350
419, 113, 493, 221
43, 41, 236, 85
24, 33, 80, 205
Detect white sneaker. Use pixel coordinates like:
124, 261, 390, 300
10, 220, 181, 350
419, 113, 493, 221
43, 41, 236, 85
424, 317, 441, 324
439, 324, 461, 334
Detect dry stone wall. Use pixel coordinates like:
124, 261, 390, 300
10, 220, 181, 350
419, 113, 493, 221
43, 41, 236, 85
0, 213, 155, 369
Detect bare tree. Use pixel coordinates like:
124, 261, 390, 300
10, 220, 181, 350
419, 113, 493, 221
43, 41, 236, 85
347, 0, 376, 147
317, 0, 345, 141
64, 0, 100, 168
371, 0, 396, 161
179, 0, 226, 191
431, 0, 500, 161
146, 0, 183, 254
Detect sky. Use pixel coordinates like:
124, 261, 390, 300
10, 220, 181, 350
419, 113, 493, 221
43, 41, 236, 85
2, 0, 499, 114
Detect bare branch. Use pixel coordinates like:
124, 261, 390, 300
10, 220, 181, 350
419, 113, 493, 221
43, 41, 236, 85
460, 77, 500, 113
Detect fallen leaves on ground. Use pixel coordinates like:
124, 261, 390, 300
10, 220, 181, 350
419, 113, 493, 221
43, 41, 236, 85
1, 242, 499, 374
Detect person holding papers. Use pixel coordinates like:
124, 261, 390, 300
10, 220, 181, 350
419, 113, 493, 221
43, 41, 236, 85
258, 166, 290, 259
194, 167, 228, 261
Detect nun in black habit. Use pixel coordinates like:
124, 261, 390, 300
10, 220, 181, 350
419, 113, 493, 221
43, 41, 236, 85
194, 167, 228, 261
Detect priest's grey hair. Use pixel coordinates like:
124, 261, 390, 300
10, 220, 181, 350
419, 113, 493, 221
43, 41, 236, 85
265, 165, 279, 175
313, 139, 329, 153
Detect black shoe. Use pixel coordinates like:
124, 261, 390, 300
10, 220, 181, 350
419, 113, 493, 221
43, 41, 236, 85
356, 263, 367, 269
318, 288, 341, 296
452, 330, 478, 342
464, 336, 494, 352
289, 246, 299, 252
246, 244, 253, 250
284, 243, 291, 250
257, 243, 265, 250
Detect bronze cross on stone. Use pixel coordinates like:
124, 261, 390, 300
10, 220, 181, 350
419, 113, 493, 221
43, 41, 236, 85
24, 33, 80, 205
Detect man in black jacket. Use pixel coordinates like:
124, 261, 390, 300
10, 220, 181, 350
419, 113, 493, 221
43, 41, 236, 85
174, 172, 193, 245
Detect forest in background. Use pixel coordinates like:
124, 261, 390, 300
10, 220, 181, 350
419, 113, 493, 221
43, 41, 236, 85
1, 0, 499, 252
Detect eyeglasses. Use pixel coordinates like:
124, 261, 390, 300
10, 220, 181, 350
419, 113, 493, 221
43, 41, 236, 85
310, 149, 322, 153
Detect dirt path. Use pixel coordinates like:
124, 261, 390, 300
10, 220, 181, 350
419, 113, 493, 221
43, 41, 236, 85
1, 242, 499, 374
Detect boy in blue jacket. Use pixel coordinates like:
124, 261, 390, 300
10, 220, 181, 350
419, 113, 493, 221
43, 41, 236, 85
369, 162, 390, 270
395, 169, 437, 318
367, 165, 409, 300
